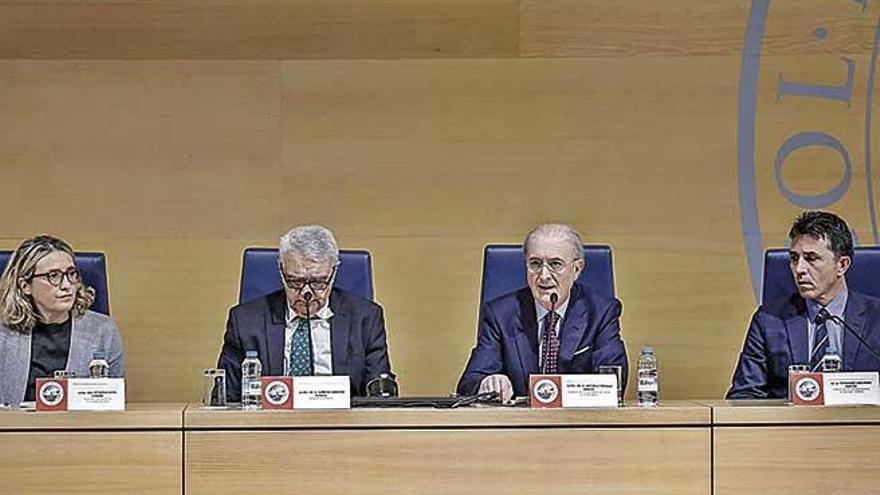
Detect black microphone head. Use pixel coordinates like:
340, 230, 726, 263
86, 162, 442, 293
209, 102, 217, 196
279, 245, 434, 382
303, 292, 313, 302
550, 292, 559, 305
815, 308, 831, 325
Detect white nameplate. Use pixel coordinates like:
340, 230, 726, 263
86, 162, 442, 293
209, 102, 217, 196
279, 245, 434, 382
561, 374, 619, 408
67, 378, 126, 411
823, 372, 880, 406
293, 376, 350, 409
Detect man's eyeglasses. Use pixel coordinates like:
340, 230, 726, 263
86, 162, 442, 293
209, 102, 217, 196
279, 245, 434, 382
527, 258, 580, 274
30, 268, 82, 287
280, 266, 337, 291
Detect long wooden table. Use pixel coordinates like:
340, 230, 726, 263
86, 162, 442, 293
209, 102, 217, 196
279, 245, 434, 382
0, 402, 184, 494
710, 400, 880, 495
3, 400, 880, 495
184, 401, 712, 495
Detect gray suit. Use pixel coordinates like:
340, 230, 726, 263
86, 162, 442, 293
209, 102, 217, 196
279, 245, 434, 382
0, 310, 125, 407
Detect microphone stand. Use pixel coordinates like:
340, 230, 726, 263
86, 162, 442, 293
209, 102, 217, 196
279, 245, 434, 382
817, 308, 880, 364
303, 291, 315, 375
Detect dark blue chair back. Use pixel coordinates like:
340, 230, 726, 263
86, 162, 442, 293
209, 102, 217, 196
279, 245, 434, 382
239, 248, 374, 303
0, 251, 110, 315
762, 246, 880, 304
480, 244, 615, 307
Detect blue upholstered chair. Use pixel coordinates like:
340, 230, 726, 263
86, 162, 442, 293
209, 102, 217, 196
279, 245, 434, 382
238, 248, 374, 304
0, 251, 111, 315
762, 246, 880, 304
479, 244, 615, 307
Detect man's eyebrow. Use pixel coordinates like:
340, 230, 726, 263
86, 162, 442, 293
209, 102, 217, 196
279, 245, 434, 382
789, 250, 820, 257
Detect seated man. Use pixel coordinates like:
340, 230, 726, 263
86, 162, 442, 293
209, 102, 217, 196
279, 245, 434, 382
457, 223, 628, 401
727, 210, 880, 399
218, 225, 392, 401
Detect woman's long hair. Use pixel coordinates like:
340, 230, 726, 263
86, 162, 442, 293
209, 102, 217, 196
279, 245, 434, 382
0, 235, 94, 332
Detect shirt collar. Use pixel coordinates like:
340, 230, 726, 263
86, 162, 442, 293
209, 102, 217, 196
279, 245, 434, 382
535, 296, 570, 325
806, 285, 848, 323
286, 300, 334, 325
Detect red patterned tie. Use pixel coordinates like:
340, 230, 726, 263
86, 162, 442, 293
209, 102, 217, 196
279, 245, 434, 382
541, 311, 560, 374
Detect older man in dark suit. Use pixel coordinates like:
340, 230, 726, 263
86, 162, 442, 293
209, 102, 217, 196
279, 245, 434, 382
218, 225, 392, 401
457, 224, 629, 401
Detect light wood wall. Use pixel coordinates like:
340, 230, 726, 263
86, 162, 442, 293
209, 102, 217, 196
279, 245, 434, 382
1, 0, 876, 401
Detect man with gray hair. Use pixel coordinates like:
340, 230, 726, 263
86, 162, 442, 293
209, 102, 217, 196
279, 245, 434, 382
457, 223, 628, 401
218, 225, 392, 400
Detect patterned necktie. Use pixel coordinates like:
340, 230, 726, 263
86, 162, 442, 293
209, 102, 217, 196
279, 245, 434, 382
810, 315, 829, 372
540, 311, 560, 374
289, 318, 313, 376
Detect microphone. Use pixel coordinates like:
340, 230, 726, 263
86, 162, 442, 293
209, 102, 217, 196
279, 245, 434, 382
814, 308, 831, 326
303, 291, 314, 375
303, 291, 313, 315
816, 308, 880, 364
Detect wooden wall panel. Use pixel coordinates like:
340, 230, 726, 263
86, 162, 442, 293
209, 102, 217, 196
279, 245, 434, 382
749, 54, 876, 246
0, 61, 282, 239
279, 57, 750, 398
0, 0, 518, 60
521, 0, 875, 58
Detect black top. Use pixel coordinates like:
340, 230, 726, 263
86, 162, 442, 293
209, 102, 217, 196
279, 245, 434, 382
24, 318, 72, 402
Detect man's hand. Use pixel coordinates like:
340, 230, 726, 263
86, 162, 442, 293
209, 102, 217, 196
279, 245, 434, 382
478, 374, 514, 402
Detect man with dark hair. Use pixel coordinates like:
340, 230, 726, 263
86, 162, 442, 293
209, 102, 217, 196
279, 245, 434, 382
727, 210, 880, 399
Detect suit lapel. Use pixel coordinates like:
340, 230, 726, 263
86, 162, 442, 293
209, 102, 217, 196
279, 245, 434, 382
513, 291, 539, 377
843, 291, 867, 370
784, 297, 809, 366
1, 325, 32, 405
266, 292, 287, 375
329, 291, 351, 376
67, 314, 86, 373
558, 288, 588, 370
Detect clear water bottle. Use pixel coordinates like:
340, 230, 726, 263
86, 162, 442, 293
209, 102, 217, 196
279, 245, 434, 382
240, 350, 262, 411
821, 345, 842, 373
88, 351, 110, 378
637, 346, 659, 407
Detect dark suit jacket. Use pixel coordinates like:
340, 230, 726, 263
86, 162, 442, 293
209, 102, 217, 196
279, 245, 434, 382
457, 283, 629, 397
218, 289, 392, 401
727, 289, 880, 399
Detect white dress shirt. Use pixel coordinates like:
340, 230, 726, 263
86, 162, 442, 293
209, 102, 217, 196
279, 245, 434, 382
806, 288, 847, 359
284, 303, 333, 376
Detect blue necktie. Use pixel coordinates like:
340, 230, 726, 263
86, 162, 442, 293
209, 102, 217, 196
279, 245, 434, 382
289, 318, 313, 376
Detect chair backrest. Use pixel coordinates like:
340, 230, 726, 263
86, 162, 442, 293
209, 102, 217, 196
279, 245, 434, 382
479, 244, 615, 307
239, 248, 374, 303
762, 246, 880, 304
0, 251, 110, 315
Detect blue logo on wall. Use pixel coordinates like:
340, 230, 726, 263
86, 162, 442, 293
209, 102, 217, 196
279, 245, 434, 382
737, 0, 879, 300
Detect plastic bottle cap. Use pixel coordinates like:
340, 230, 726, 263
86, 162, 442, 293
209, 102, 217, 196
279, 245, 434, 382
245, 350, 258, 358
92, 351, 107, 360
642, 346, 654, 354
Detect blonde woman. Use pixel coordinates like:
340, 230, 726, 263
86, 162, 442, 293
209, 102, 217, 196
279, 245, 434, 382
0, 235, 124, 407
